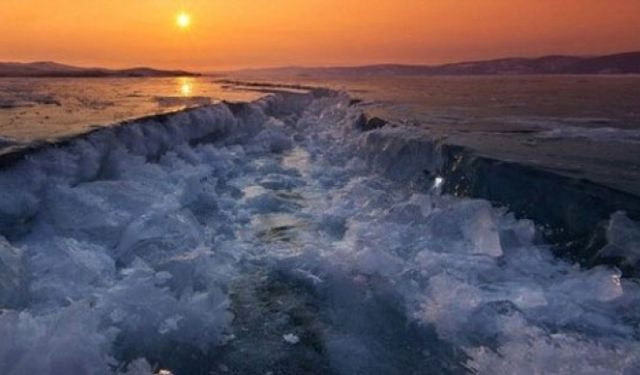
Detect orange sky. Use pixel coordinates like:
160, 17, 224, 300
1, 0, 639, 71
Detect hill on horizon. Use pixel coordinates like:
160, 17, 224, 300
0, 61, 198, 77
231, 51, 640, 76
2, 51, 639, 78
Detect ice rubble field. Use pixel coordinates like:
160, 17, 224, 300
1, 91, 640, 374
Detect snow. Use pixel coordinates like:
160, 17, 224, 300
283, 333, 300, 345
597, 211, 640, 267
0, 91, 639, 374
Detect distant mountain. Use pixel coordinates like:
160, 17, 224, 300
235, 51, 640, 76
0, 61, 198, 77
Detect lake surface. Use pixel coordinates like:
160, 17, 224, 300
228, 74, 640, 129
4, 75, 639, 141
2, 75, 639, 194
0, 76, 265, 146
228, 74, 640, 195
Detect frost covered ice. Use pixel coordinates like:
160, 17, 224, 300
283, 333, 300, 345
0, 91, 640, 374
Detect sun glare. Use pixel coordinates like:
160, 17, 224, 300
176, 12, 191, 29
179, 78, 193, 96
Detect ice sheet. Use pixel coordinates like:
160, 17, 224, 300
0, 91, 639, 374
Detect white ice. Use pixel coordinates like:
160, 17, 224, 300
0, 92, 639, 374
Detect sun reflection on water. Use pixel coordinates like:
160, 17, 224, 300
178, 78, 193, 96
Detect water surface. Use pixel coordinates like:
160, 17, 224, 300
0, 76, 264, 146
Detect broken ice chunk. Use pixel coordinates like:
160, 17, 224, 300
283, 333, 300, 344
463, 203, 503, 257
427, 200, 503, 257
553, 266, 624, 303
0, 235, 23, 307
114, 209, 204, 265
597, 211, 640, 267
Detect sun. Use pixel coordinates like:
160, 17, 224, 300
176, 12, 191, 29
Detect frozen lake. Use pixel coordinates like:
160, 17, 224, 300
0, 76, 265, 147
0, 78, 639, 374
225, 74, 640, 196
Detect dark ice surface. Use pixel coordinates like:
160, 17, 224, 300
225, 74, 640, 196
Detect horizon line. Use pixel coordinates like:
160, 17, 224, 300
2, 49, 639, 74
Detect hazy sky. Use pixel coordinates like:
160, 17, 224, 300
2, 0, 639, 70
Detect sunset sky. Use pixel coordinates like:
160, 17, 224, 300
2, 0, 640, 71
